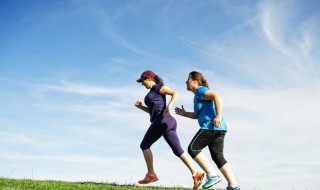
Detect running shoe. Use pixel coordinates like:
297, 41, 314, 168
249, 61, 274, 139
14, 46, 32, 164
202, 174, 222, 189
192, 171, 205, 189
225, 185, 240, 190
138, 173, 158, 184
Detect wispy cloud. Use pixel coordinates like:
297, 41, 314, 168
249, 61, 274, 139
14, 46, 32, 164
0, 132, 37, 145
214, 84, 320, 189
32, 80, 142, 116
259, 0, 319, 59
37, 81, 126, 96
0, 151, 129, 163
176, 0, 320, 89
257, 0, 320, 83
259, 1, 292, 57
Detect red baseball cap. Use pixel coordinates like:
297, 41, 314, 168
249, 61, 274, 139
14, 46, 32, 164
137, 70, 156, 82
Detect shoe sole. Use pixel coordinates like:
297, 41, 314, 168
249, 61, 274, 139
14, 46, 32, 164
138, 178, 158, 184
202, 178, 222, 189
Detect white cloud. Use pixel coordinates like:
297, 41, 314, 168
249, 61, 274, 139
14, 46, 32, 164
0, 132, 37, 145
0, 151, 128, 164
257, 0, 320, 83
37, 81, 127, 96
219, 84, 320, 189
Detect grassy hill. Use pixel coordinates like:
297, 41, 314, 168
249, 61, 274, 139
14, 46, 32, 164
0, 178, 223, 190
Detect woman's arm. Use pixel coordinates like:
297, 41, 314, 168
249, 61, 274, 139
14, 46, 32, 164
174, 105, 197, 119
134, 101, 149, 113
203, 90, 222, 126
159, 85, 177, 115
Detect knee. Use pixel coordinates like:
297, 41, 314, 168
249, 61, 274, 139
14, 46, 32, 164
212, 154, 227, 168
139, 143, 144, 150
140, 142, 149, 151
173, 149, 183, 157
188, 145, 199, 159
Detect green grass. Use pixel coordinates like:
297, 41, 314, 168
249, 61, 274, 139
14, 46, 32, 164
0, 178, 223, 190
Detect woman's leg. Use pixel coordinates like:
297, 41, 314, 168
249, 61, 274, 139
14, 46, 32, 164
140, 120, 166, 174
188, 129, 222, 188
162, 115, 205, 189
188, 129, 218, 176
142, 149, 154, 174
161, 115, 197, 173
179, 152, 197, 174
180, 152, 206, 189
208, 131, 238, 188
139, 149, 159, 184
219, 163, 238, 188
193, 152, 217, 176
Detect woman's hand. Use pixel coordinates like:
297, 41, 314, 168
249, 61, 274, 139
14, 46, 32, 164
159, 86, 177, 117
135, 101, 142, 108
213, 115, 221, 127
163, 107, 170, 116
135, 101, 149, 113
174, 105, 186, 116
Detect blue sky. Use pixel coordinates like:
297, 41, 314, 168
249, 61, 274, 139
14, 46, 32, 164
1, 0, 320, 189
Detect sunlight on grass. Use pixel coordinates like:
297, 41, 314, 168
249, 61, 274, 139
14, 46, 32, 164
0, 178, 225, 190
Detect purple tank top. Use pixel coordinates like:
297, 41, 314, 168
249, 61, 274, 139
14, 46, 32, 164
144, 84, 166, 122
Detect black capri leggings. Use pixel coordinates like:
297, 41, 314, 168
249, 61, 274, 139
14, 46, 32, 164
188, 129, 227, 169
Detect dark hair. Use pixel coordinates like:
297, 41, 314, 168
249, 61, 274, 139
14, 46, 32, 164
153, 75, 164, 84
189, 71, 209, 88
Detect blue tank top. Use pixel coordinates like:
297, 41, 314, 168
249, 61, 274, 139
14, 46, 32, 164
194, 86, 227, 131
144, 84, 166, 122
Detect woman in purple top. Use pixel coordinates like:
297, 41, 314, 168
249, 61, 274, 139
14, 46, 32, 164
135, 70, 204, 189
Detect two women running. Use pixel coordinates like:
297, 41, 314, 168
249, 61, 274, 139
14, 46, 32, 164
135, 70, 240, 190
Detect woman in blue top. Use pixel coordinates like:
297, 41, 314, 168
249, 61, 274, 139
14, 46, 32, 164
175, 71, 240, 190
135, 70, 204, 189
